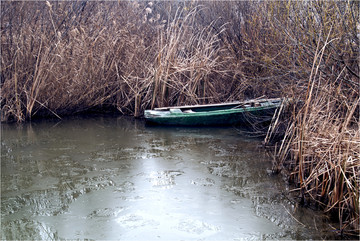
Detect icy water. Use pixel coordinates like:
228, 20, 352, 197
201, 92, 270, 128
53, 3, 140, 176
1, 116, 336, 240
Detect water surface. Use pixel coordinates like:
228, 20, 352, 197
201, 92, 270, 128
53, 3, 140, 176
1, 116, 335, 240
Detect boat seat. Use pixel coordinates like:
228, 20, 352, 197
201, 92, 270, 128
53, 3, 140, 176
170, 108, 183, 113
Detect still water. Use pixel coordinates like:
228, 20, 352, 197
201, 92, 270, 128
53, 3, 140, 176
1, 116, 336, 240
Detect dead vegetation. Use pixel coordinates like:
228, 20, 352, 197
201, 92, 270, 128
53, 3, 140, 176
0, 1, 233, 121
267, 61, 359, 236
1, 0, 359, 236
261, 1, 359, 236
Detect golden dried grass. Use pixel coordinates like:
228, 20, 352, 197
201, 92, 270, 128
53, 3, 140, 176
0, 2, 233, 121
269, 47, 359, 235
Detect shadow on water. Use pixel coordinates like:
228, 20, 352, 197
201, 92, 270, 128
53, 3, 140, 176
1, 115, 338, 240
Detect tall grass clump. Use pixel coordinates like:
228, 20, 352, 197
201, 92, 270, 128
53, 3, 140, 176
1, 1, 235, 121
272, 63, 359, 236
260, 1, 360, 236
123, 5, 232, 116
203, 1, 359, 102
1, 1, 143, 121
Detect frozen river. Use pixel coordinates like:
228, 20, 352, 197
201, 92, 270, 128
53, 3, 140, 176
1, 116, 336, 240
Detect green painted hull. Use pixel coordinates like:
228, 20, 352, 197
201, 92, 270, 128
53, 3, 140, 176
144, 98, 283, 126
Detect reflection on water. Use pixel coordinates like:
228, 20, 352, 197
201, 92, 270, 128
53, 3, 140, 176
1, 116, 336, 240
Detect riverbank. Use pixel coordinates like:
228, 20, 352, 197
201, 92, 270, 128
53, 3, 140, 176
1, 1, 359, 237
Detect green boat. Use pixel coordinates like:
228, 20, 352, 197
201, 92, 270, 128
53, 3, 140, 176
144, 98, 284, 126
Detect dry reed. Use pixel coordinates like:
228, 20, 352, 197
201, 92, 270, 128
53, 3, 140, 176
1, 1, 233, 121
267, 39, 359, 235
257, 0, 359, 236
275, 84, 359, 236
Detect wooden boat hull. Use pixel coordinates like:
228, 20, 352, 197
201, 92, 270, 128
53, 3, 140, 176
144, 98, 283, 126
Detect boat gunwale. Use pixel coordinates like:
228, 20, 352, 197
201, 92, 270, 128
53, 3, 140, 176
145, 103, 280, 119
152, 98, 283, 111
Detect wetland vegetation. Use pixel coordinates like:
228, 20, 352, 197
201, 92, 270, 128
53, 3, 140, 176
1, 0, 359, 237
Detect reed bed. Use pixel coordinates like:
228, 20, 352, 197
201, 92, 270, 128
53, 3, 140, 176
1, 1, 138, 121
267, 35, 359, 235
0, 1, 234, 121
261, 1, 360, 235
273, 84, 359, 236
272, 87, 359, 234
